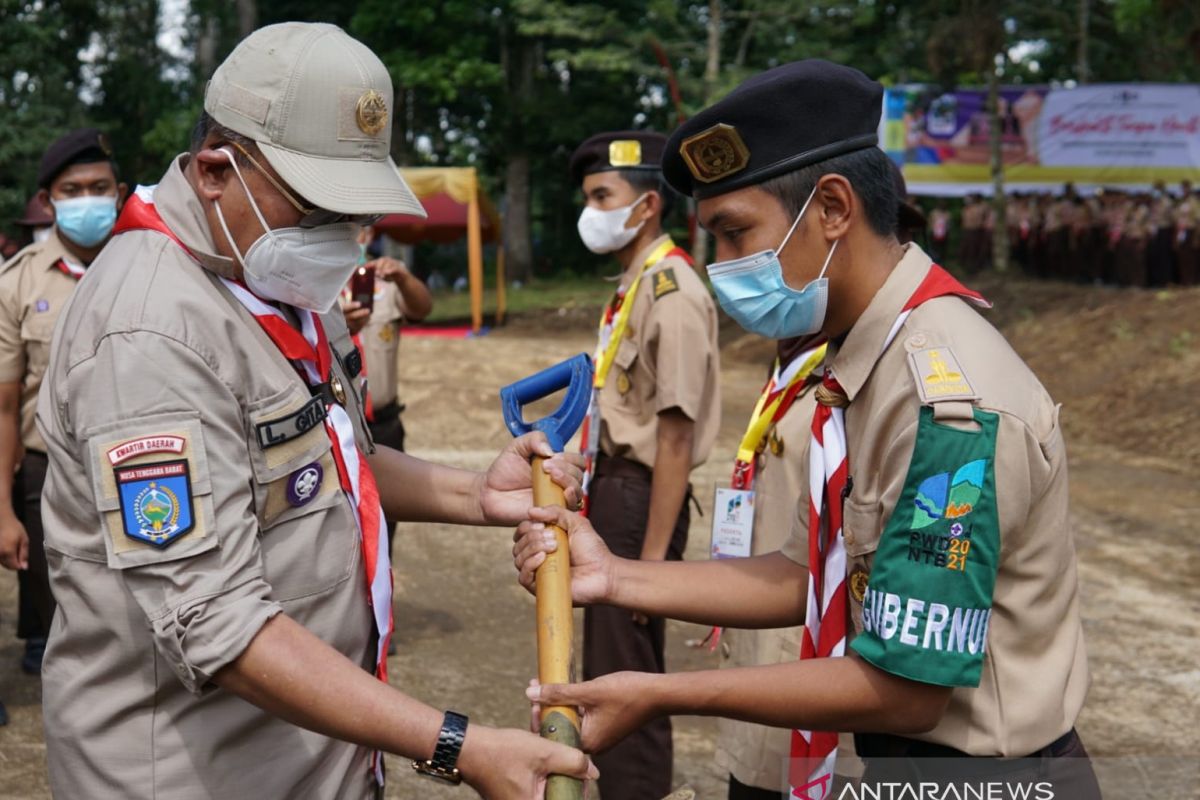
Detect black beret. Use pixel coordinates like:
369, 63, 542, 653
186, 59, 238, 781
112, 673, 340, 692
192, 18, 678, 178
37, 128, 115, 189
569, 130, 667, 186
663, 60, 883, 199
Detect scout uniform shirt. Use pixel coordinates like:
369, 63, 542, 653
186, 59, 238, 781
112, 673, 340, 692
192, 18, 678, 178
781, 245, 1089, 757
36, 155, 378, 799
597, 234, 720, 469
0, 230, 86, 453
359, 280, 408, 409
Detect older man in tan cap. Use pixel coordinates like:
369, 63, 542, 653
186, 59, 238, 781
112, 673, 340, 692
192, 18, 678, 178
37, 23, 593, 799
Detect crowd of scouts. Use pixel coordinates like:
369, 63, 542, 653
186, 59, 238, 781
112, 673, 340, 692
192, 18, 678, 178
938, 185, 1200, 286
0, 20, 1104, 800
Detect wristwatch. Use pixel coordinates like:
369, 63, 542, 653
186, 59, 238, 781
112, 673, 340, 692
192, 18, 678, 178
411, 710, 469, 785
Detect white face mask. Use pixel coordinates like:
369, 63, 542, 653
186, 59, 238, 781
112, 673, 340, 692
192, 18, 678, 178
212, 148, 362, 313
577, 193, 648, 254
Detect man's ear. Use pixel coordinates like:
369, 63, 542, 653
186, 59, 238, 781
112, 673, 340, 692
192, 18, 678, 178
630, 190, 660, 227
193, 148, 233, 201
816, 174, 854, 242
115, 182, 130, 210
36, 188, 55, 224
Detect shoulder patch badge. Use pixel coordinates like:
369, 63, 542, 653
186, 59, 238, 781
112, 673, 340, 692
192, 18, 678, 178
908, 346, 978, 404
652, 268, 679, 300
114, 459, 195, 548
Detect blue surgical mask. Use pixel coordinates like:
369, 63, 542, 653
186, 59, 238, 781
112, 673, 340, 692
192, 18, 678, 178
707, 185, 839, 339
52, 195, 118, 248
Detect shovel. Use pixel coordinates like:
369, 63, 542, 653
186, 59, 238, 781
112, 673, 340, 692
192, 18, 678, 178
500, 353, 593, 800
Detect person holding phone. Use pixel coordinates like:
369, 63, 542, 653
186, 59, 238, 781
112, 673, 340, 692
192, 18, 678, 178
341, 224, 433, 457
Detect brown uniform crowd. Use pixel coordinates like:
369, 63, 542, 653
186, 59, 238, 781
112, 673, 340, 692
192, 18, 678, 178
927, 182, 1199, 286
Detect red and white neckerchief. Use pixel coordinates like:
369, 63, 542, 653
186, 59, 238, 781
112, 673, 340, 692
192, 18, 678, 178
114, 186, 394, 785
54, 258, 86, 280
789, 263, 990, 800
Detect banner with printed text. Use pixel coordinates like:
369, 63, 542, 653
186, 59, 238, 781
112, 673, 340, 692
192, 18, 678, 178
881, 83, 1200, 195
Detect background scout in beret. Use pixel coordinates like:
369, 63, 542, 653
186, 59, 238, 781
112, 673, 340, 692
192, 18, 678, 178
570, 128, 722, 800
518, 58, 1098, 798
32, 23, 595, 800
0, 128, 127, 683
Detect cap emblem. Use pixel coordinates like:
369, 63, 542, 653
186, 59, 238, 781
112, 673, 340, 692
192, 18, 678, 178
680, 123, 750, 183
608, 140, 642, 168
355, 90, 389, 136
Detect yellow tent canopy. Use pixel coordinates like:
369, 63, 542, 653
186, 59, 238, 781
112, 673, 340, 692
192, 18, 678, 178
374, 166, 505, 333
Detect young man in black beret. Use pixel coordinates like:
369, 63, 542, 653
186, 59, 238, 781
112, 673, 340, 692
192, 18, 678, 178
569, 130, 721, 799
518, 60, 1099, 799
0, 129, 127, 674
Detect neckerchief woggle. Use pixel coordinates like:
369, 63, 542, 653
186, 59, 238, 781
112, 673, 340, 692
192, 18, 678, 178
791, 263, 990, 800
579, 238, 690, 513
113, 187, 394, 787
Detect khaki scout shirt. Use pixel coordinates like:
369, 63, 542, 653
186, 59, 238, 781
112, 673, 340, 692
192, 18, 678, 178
359, 280, 408, 409
0, 230, 85, 452
715, 375, 863, 789
36, 155, 377, 799
598, 234, 720, 470
781, 245, 1088, 757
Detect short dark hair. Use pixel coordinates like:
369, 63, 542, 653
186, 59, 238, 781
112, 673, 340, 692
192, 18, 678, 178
190, 111, 257, 166
759, 147, 898, 236
615, 168, 676, 219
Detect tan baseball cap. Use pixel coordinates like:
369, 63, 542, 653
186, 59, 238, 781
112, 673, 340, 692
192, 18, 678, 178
205, 22, 426, 218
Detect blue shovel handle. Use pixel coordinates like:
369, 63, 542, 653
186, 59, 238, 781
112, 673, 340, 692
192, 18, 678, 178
499, 354, 593, 452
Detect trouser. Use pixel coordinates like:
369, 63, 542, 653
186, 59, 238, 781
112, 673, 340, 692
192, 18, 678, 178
856, 727, 1101, 800
14, 450, 53, 640
584, 454, 690, 800
367, 401, 405, 537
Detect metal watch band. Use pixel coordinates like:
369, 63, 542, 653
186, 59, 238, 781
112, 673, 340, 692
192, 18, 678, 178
431, 710, 468, 771
412, 710, 468, 784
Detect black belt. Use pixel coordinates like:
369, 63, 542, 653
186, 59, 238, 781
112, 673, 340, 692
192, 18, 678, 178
857, 727, 1081, 761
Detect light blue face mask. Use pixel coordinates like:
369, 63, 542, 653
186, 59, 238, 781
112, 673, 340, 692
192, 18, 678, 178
707, 185, 839, 340
52, 195, 118, 248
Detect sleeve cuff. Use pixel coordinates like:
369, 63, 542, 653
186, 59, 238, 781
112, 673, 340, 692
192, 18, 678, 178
151, 576, 283, 693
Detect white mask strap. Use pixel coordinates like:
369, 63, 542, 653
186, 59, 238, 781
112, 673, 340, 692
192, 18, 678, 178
217, 147, 273, 239
817, 237, 840, 280
777, 183, 820, 255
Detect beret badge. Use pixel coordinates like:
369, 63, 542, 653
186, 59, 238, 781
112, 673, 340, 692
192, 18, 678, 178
355, 89, 389, 136
680, 123, 750, 183
608, 140, 643, 168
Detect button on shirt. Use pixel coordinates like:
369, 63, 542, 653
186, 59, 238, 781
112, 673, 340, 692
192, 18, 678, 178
37, 154, 378, 799
780, 246, 1089, 757
597, 235, 721, 470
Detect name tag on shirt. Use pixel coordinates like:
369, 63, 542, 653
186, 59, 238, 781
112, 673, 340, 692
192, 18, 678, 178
711, 488, 754, 559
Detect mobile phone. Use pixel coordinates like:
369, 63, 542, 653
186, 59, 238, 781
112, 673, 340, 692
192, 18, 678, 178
350, 265, 375, 311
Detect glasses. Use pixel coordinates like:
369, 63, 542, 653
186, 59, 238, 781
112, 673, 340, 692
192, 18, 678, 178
229, 141, 383, 229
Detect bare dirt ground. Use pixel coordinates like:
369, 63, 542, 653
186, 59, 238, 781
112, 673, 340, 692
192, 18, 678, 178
1, 275, 1197, 799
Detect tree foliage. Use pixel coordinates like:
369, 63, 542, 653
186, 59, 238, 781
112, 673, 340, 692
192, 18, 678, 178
1, 0, 1197, 270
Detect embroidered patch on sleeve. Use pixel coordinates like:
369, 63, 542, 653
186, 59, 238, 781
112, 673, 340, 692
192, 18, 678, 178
850, 406, 1001, 687
908, 346, 978, 403
114, 459, 195, 548
652, 268, 679, 300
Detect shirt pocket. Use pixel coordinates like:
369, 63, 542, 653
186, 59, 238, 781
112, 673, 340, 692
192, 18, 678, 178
20, 312, 55, 380
843, 496, 884, 635
247, 387, 356, 602
612, 336, 640, 403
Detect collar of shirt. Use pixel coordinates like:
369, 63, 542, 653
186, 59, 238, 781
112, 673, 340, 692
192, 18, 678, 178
826, 243, 932, 403
618, 232, 672, 291
153, 154, 239, 280
29, 228, 73, 273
